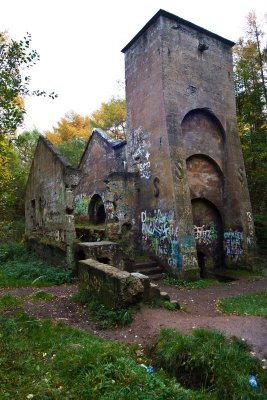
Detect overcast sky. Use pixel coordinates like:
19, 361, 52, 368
1, 0, 266, 133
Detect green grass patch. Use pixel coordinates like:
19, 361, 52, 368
72, 289, 135, 329
151, 327, 267, 399
0, 294, 22, 312
0, 312, 208, 400
217, 291, 267, 317
164, 275, 219, 289
146, 297, 179, 311
31, 291, 54, 302
0, 242, 72, 287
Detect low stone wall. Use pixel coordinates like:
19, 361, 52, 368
77, 241, 133, 271
78, 259, 151, 308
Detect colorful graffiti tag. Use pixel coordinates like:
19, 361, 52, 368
224, 230, 243, 261
141, 209, 197, 269
74, 193, 91, 216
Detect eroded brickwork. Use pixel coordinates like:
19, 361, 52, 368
26, 10, 255, 278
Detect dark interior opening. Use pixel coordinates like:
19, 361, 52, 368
88, 194, 106, 224
96, 204, 106, 224
97, 257, 110, 264
197, 251, 206, 278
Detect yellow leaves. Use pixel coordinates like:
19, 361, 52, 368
45, 111, 92, 144
90, 97, 126, 139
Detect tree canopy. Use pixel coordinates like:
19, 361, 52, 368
90, 97, 126, 139
233, 11, 267, 252
45, 112, 91, 144
0, 32, 57, 138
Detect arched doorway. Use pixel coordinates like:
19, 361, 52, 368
88, 194, 106, 224
192, 198, 224, 274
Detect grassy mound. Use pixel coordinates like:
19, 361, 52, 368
151, 327, 267, 399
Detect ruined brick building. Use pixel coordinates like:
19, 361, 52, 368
25, 10, 255, 279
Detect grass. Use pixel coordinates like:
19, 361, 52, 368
164, 275, 219, 289
0, 242, 72, 287
0, 294, 22, 312
146, 297, 179, 311
151, 327, 267, 399
31, 291, 54, 302
72, 289, 135, 329
1, 312, 266, 400
217, 291, 267, 317
0, 312, 207, 400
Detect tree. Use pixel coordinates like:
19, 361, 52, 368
56, 138, 86, 167
90, 97, 126, 139
12, 128, 40, 168
234, 11, 267, 253
0, 32, 57, 138
45, 111, 91, 144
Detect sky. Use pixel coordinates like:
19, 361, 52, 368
1, 0, 266, 133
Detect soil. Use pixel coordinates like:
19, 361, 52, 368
1, 274, 267, 365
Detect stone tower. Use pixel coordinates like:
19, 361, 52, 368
122, 10, 255, 279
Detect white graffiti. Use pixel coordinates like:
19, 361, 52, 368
131, 128, 151, 180
246, 211, 254, 245
194, 223, 217, 245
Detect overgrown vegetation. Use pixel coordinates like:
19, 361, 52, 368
217, 291, 267, 318
0, 312, 205, 400
31, 291, 54, 302
1, 312, 266, 399
164, 275, 219, 289
151, 327, 267, 399
0, 242, 72, 287
0, 294, 22, 312
72, 288, 134, 328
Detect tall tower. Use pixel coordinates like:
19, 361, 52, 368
122, 10, 255, 279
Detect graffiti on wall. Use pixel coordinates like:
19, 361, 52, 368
224, 230, 243, 261
194, 222, 218, 245
246, 211, 254, 245
130, 128, 151, 179
141, 209, 197, 270
74, 193, 91, 216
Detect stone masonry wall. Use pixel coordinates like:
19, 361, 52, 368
25, 137, 80, 269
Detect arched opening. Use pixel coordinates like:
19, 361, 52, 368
181, 109, 225, 170
186, 154, 224, 207
192, 198, 224, 272
88, 194, 106, 224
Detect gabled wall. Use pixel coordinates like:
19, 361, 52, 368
25, 137, 80, 269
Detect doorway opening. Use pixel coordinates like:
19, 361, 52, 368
197, 251, 206, 277
88, 194, 106, 224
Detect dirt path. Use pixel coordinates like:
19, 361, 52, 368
1, 275, 267, 364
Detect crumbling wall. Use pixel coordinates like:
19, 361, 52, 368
74, 129, 127, 225
78, 259, 150, 308
25, 137, 80, 269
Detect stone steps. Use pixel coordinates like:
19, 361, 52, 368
129, 260, 165, 281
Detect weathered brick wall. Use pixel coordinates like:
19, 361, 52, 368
123, 11, 255, 277
74, 129, 127, 224
25, 137, 80, 268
